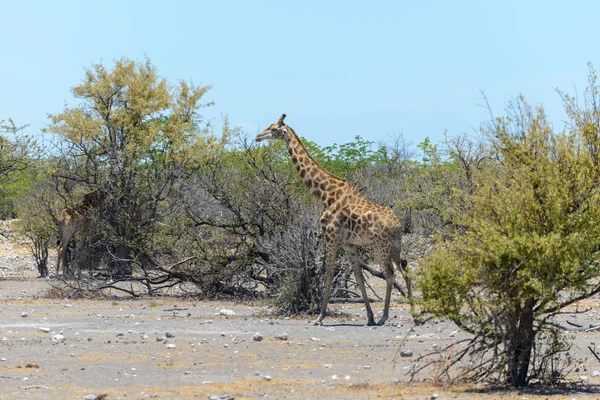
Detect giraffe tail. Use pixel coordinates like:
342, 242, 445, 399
391, 228, 412, 300
391, 229, 407, 272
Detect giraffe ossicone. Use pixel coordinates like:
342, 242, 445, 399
256, 114, 411, 326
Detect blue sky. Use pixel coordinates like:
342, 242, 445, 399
2, 1, 600, 148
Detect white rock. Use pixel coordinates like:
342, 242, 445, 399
263, 375, 272, 381
166, 343, 177, 349
38, 327, 51, 333
219, 309, 236, 316
84, 395, 106, 400
252, 332, 263, 342
310, 337, 320, 341
52, 334, 65, 342
20, 312, 28, 318
274, 333, 288, 341
400, 349, 413, 357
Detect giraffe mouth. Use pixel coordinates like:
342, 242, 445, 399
255, 131, 273, 142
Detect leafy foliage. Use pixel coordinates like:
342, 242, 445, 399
0, 120, 38, 218
419, 87, 600, 386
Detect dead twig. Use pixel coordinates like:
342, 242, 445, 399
589, 346, 600, 363
566, 320, 583, 328
586, 324, 600, 332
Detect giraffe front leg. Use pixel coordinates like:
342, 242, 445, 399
57, 232, 72, 278
315, 235, 338, 326
56, 244, 63, 277
315, 266, 335, 326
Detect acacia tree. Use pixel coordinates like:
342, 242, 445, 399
418, 86, 600, 386
0, 120, 32, 180
46, 57, 224, 278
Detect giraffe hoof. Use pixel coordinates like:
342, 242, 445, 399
313, 320, 323, 326
367, 320, 377, 326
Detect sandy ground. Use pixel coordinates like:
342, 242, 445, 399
3, 226, 600, 399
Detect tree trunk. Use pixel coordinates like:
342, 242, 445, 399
507, 297, 536, 387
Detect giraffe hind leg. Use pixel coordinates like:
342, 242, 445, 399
377, 258, 395, 326
346, 245, 376, 326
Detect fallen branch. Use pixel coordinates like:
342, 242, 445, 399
330, 297, 378, 304
586, 324, 600, 332
19, 385, 49, 390
361, 263, 408, 297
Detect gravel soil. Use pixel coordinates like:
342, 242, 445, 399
2, 223, 600, 399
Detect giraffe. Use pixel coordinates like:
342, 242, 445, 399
56, 189, 106, 278
256, 114, 411, 326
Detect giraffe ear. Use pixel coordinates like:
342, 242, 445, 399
277, 114, 286, 127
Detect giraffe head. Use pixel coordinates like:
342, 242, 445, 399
81, 188, 106, 209
256, 114, 288, 142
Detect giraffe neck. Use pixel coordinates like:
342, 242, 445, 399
284, 127, 350, 207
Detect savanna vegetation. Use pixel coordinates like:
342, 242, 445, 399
4, 57, 600, 387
